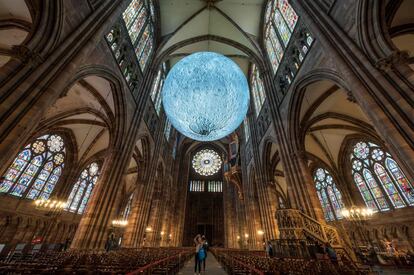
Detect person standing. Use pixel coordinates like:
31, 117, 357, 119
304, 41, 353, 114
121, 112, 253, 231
193, 234, 206, 275
266, 241, 274, 258
201, 235, 208, 272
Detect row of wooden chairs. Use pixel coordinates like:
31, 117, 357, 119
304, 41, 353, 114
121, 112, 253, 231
0, 245, 192, 274
212, 248, 370, 275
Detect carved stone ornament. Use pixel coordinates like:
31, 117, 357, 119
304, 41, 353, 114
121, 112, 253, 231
375, 50, 409, 72
11, 45, 44, 66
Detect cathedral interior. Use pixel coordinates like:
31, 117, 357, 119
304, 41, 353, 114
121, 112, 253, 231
0, 0, 413, 274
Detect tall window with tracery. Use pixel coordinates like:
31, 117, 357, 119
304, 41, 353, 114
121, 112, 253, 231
164, 119, 172, 140
264, 0, 312, 75
151, 63, 166, 115
66, 162, 101, 214
314, 168, 345, 221
122, 194, 134, 220
244, 117, 250, 142
107, 0, 155, 74
350, 141, 413, 212
0, 134, 65, 200
124, 0, 155, 71
250, 64, 266, 116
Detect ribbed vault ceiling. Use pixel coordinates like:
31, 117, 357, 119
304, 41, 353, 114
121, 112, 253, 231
158, 0, 265, 75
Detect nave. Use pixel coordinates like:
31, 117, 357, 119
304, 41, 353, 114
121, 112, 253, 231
0, 0, 413, 274
0, 246, 371, 274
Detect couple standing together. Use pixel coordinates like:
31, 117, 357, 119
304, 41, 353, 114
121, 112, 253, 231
194, 234, 208, 274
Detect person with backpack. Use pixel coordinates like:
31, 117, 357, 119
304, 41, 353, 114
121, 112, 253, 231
194, 234, 206, 275
201, 235, 208, 272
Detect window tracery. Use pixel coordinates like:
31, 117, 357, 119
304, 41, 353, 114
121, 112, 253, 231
314, 168, 345, 221
151, 63, 166, 116
66, 162, 101, 214
122, 194, 134, 220
164, 119, 172, 140
263, 0, 313, 96
350, 141, 413, 212
244, 117, 250, 142
105, 0, 156, 98
0, 134, 65, 200
192, 149, 222, 176
250, 64, 266, 116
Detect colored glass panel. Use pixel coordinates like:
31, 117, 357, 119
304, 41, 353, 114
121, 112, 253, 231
374, 163, 405, 208
363, 169, 389, 211
122, 0, 144, 28
251, 64, 266, 116
135, 24, 150, 59
265, 1, 273, 23
151, 69, 162, 102
128, 7, 147, 44
268, 26, 284, 61
139, 34, 153, 71
317, 190, 334, 221
354, 173, 378, 211
278, 0, 298, 31
386, 158, 414, 205
314, 168, 344, 221
274, 10, 291, 46
265, 38, 279, 72
66, 163, 100, 214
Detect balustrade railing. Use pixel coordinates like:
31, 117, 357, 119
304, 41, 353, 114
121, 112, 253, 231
276, 209, 341, 246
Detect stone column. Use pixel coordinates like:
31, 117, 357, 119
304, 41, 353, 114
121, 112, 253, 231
122, 181, 145, 247
70, 142, 136, 249
260, 66, 325, 223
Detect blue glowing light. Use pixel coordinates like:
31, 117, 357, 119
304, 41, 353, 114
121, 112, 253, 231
162, 52, 250, 141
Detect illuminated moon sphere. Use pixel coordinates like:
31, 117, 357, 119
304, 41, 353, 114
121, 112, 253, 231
192, 149, 222, 176
162, 52, 250, 141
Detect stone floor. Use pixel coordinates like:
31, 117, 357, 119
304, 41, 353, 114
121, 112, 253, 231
178, 252, 227, 275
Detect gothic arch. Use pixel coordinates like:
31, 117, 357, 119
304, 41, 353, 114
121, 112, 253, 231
338, 133, 414, 212
0, 1, 64, 79
356, 0, 414, 70
287, 68, 351, 151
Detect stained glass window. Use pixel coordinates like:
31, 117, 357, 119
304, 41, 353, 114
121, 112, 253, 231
0, 135, 65, 200
350, 141, 413, 212
314, 168, 345, 221
172, 135, 179, 159
264, 0, 312, 77
108, 0, 155, 73
164, 119, 172, 140
189, 180, 205, 192
273, 10, 291, 46
207, 181, 223, 192
244, 117, 250, 142
122, 194, 134, 220
250, 64, 266, 116
277, 0, 298, 31
66, 162, 100, 214
150, 63, 166, 115
192, 149, 222, 176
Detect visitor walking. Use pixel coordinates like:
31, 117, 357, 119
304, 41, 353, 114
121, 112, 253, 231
194, 234, 206, 275
201, 235, 208, 272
